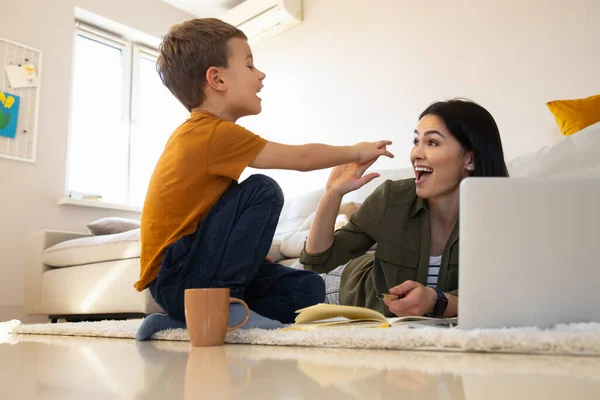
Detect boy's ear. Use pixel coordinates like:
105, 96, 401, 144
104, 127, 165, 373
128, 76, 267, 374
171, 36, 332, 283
205, 66, 227, 92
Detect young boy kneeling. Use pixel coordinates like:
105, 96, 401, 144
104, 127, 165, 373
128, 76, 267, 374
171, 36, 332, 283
135, 18, 393, 340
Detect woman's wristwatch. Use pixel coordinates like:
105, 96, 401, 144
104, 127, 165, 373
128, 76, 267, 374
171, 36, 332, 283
431, 288, 448, 318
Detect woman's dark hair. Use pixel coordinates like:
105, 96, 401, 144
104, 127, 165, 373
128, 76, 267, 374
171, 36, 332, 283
419, 98, 509, 177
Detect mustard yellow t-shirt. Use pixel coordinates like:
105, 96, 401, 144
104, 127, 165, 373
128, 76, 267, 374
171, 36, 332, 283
135, 111, 267, 291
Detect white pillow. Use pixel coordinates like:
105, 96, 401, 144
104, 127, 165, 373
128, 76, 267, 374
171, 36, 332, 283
87, 217, 141, 235
508, 121, 600, 179
276, 188, 325, 238
343, 167, 414, 203
279, 203, 359, 259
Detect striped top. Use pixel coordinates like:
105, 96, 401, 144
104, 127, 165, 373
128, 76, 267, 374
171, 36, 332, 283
427, 255, 442, 288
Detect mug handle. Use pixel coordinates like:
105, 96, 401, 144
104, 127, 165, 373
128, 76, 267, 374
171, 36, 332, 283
228, 298, 250, 331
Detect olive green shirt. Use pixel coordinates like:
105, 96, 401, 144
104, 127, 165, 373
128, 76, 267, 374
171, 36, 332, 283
299, 178, 459, 317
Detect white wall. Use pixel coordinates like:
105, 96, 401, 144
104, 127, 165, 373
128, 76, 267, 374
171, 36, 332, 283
0, 0, 192, 321
240, 0, 600, 197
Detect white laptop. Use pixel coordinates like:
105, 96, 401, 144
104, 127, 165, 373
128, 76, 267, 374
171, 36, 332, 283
457, 177, 600, 329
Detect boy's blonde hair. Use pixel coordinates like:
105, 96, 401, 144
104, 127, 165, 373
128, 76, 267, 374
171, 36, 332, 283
157, 18, 247, 111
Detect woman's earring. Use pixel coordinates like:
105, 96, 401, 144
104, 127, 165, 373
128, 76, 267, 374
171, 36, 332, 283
467, 166, 474, 171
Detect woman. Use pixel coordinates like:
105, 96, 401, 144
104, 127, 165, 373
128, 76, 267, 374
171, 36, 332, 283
299, 99, 509, 318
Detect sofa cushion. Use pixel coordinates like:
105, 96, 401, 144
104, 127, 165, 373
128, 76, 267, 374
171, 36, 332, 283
86, 217, 141, 235
44, 229, 141, 267
40, 257, 161, 314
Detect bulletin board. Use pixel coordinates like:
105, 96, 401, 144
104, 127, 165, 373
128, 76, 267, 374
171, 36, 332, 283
0, 36, 42, 163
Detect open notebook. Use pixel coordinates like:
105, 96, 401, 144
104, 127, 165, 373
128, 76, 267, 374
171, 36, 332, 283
290, 303, 457, 330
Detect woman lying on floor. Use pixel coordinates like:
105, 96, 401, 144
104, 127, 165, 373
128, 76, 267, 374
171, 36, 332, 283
299, 99, 509, 318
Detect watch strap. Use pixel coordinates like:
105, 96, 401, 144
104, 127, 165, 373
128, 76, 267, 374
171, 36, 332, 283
432, 288, 448, 318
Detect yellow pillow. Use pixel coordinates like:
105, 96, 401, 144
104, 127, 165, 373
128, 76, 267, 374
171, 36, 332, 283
546, 94, 600, 136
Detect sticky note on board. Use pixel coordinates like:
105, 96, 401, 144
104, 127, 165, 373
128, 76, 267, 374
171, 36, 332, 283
5, 64, 38, 88
0, 91, 20, 139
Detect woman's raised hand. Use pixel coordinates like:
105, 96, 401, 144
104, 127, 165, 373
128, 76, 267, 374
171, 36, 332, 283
326, 157, 383, 196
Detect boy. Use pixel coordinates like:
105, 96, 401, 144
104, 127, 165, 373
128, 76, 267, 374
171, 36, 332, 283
135, 18, 393, 340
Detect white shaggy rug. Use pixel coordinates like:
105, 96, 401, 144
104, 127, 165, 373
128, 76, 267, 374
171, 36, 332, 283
3, 318, 600, 356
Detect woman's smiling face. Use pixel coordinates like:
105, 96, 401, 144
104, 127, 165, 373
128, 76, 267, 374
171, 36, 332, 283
410, 114, 474, 199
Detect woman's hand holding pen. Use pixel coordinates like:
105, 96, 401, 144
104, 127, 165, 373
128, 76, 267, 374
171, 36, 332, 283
382, 280, 437, 317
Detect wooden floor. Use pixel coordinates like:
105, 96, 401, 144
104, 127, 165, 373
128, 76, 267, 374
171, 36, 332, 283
2, 333, 600, 399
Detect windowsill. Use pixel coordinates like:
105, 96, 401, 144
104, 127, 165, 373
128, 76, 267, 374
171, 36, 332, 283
58, 197, 142, 213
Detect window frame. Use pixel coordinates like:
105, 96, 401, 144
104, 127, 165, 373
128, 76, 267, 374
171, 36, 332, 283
66, 22, 164, 208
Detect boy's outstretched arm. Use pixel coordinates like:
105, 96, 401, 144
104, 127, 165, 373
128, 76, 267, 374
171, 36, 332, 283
249, 141, 394, 171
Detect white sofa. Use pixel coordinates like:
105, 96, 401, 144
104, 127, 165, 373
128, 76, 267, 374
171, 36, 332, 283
24, 229, 162, 321
25, 122, 600, 320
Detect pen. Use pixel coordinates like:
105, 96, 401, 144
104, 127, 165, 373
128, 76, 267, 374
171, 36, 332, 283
377, 285, 419, 301
376, 293, 404, 301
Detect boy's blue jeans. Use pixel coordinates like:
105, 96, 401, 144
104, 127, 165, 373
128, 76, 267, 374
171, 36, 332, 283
148, 174, 325, 324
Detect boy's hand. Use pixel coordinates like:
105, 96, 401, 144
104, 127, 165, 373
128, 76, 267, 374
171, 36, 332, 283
353, 141, 394, 163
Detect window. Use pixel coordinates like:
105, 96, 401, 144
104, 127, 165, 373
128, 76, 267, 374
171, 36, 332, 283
67, 23, 188, 207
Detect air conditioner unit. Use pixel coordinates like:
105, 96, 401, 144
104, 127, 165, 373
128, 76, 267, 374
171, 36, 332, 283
221, 0, 303, 43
